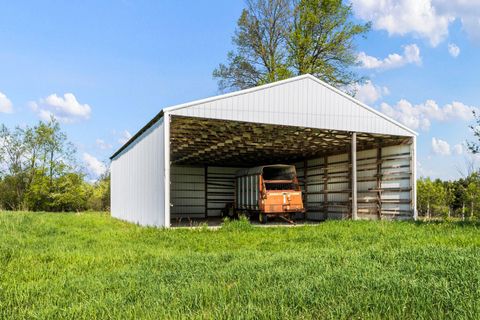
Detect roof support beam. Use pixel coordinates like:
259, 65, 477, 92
170, 116, 412, 167
351, 132, 358, 220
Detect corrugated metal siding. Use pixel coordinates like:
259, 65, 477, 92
297, 158, 327, 220
207, 166, 241, 216
171, 165, 205, 218
236, 174, 261, 210
169, 166, 242, 218
357, 149, 379, 218
300, 144, 413, 220
111, 119, 165, 226
294, 161, 311, 219
170, 76, 414, 137
167, 146, 413, 221
325, 153, 350, 219
381, 145, 412, 218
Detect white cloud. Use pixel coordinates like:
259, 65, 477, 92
351, 80, 389, 104
448, 43, 460, 57
432, 138, 451, 156
30, 93, 91, 123
0, 92, 13, 113
351, 0, 451, 46
380, 99, 430, 131
357, 44, 421, 70
434, 0, 480, 41
83, 153, 106, 177
380, 99, 477, 131
351, 0, 480, 45
96, 139, 112, 150
453, 143, 464, 155
118, 130, 132, 145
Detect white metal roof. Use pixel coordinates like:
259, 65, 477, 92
165, 74, 417, 137
111, 74, 416, 160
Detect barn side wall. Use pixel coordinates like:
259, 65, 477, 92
171, 166, 242, 219
299, 143, 413, 220
111, 119, 166, 227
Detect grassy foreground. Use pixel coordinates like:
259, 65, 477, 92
0, 212, 479, 319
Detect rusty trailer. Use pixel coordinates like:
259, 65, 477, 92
232, 165, 305, 223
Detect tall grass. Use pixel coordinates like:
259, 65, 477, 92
0, 212, 479, 319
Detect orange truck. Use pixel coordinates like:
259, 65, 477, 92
225, 164, 305, 223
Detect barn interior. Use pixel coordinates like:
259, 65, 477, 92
169, 115, 414, 226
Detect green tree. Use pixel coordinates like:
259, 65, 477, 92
288, 0, 369, 87
417, 178, 447, 219
87, 172, 111, 211
23, 170, 50, 211
442, 181, 456, 218
0, 124, 29, 210
467, 110, 480, 154
24, 119, 77, 211
0, 119, 111, 212
50, 173, 90, 212
0, 119, 78, 211
213, 0, 370, 91
213, 0, 292, 90
0, 175, 25, 210
462, 172, 480, 219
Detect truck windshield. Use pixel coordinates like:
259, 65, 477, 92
265, 181, 296, 190
263, 166, 297, 190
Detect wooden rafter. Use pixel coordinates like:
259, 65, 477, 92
170, 116, 410, 167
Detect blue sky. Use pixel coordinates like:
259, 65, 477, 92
0, 1, 479, 180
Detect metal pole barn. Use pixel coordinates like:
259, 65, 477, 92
109, 74, 418, 227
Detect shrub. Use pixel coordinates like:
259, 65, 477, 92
221, 215, 252, 231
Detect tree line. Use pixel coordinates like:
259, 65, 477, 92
417, 173, 480, 220
0, 119, 109, 212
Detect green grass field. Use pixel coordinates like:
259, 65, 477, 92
0, 212, 479, 319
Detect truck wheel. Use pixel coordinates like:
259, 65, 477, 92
229, 207, 236, 219
221, 203, 236, 219
259, 213, 268, 224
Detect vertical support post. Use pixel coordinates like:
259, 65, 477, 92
164, 112, 171, 228
347, 148, 352, 217
411, 136, 418, 220
204, 165, 208, 218
303, 159, 308, 220
351, 132, 358, 220
376, 146, 382, 219
323, 155, 328, 219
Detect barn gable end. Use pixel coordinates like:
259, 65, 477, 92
167, 75, 415, 137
